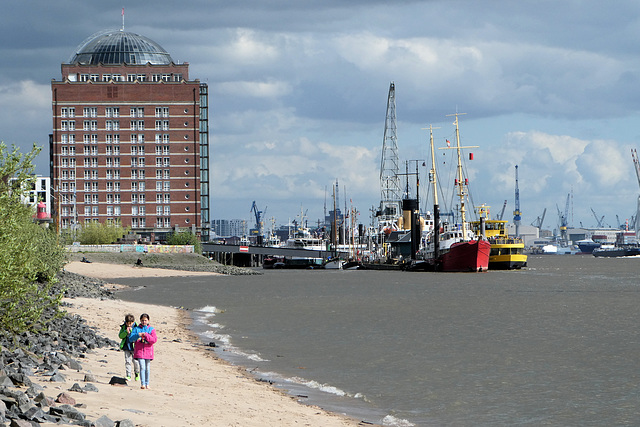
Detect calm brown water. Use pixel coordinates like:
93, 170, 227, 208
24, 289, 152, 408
115, 255, 640, 426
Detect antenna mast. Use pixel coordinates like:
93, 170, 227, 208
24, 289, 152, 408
379, 82, 402, 222
121, 8, 125, 31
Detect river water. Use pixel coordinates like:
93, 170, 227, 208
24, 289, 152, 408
115, 255, 640, 426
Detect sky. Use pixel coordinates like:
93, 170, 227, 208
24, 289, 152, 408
3, 1, 640, 234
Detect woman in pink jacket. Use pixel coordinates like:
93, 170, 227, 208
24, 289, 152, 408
128, 313, 157, 389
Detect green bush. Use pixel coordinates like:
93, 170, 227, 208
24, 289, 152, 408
166, 230, 201, 253
76, 221, 129, 245
0, 143, 66, 335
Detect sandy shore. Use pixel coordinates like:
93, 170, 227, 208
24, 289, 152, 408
65, 261, 223, 279
46, 262, 363, 426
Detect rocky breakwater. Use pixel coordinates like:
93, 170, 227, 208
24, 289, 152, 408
0, 272, 131, 426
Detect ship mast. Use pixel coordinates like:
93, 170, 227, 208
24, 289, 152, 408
427, 124, 441, 259
442, 113, 477, 240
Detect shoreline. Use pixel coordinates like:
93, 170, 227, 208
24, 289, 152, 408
56, 262, 365, 426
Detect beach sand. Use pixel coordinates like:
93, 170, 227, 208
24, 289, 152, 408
41, 262, 363, 426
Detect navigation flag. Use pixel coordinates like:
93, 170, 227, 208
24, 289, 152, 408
446, 139, 450, 147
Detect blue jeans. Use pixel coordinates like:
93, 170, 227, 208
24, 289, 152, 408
137, 358, 151, 386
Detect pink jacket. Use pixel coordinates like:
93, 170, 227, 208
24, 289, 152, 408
129, 325, 157, 360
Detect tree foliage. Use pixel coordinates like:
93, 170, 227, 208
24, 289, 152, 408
166, 230, 201, 252
61, 221, 129, 245
0, 143, 66, 335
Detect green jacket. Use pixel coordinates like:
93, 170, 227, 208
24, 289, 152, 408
118, 322, 137, 351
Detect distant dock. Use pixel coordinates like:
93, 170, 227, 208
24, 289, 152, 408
201, 243, 349, 267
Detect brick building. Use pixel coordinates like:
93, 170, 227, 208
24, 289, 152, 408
50, 29, 210, 241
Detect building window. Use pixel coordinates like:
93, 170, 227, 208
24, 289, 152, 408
163, 120, 169, 131
127, 74, 136, 82
137, 74, 146, 82
173, 74, 182, 82
107, 206, 114, 216
90, 74, 99, 82
163, 206, 171, 216
164, 218, 171, 227
61, 121, 68, 131
69, 134, 76, 143
156, 181, 162, 191
114, 206, 121, 216
80, 74, 90, 82
61, 108, 68, 118
152, 74, 162, 82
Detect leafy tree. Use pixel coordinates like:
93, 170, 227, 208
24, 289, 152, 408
76, 221, 128, 245
0, 143, 66, 335
166, 230, 201, 253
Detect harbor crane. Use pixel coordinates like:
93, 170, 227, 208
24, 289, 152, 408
590, 208, 605, 228
513, 165, 522, 237
531, 208, 547, 230
497, 200, 507, 220
557, 193, 570, 242
250, 201, 266, 243
379, 82, 402, 222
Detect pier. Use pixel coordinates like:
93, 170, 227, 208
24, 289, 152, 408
201, 243, 350, 267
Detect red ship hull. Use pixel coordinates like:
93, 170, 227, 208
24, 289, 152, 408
440, 239, 491, 272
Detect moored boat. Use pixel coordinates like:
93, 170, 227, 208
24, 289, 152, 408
471, 205, 527, 270
418, 116, 490, 272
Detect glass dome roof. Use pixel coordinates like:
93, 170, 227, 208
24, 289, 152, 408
69, 30, 174, 65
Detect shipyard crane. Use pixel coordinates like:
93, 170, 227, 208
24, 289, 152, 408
513, 165, 522, 237
590, 208, 605, 228
250, 201, 266, 243
379, 82, 402, 222
531, 208, 547, 230
557, 193, 570, 242
497, 200, 507, 220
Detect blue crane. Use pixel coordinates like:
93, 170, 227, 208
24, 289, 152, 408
250, 201, 267, 242
513, 165, 522, 237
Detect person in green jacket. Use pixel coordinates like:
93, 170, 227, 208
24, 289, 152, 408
118, 313, 140, 381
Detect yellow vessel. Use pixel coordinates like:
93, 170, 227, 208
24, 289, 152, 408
471, 205, 528, 270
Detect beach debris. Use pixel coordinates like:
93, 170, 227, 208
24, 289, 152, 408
108, 376, 128, 386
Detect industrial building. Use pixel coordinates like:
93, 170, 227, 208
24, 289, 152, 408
50, 29, 210, 241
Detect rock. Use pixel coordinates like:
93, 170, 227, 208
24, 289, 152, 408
9, 419, 39, 427
0, 375, 14, 387
23, 406, 46, 422
68, 383, 85, 393
83, 383, 99, 392
117, 419, 135, 427
55, 392, 76, 405
66, 359, 83, 371
94, 414, 116, 427
8, 372, 32, 387
49, 373, 66, 382
49, 403, 85, 421
83, 373, 96, 382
